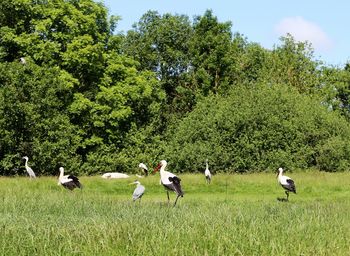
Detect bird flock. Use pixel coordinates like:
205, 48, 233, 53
19, 156, 297, 205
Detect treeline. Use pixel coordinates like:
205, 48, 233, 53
1, 0, 350, 175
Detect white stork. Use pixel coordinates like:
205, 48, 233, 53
131, 180, 145, 202
277, 167, 296, 201
22, 156, 36, 179
58, 167, 82, 190
138, 163, 148, 176
204, 159, 211, 184
19, 57, 26, 64
153, 160, 184, 206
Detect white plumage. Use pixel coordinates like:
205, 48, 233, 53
19, 57, 26, 64
22, 156, 36, 179
101, 172, 130, 179
153, 160, 184, 206
131, 180, 145, 202
204, 159, 211, 184
138, 163, 148, 176
58, 167, 82, 190
277, 167, 296, 201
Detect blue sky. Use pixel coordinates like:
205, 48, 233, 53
102, 0, 349, 67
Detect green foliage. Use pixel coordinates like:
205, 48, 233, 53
164, 84, 350, 172
68, 53, 165, 173
316, 136, 350, 171
1, 2, 350, 174
320, 65, 350, 120
263, 35, 322, 94
0, 61, 81, 174
124, 10, 193, 117
0, 0, 166, 174
189, 9, 233, 94
124, 11, 192, 80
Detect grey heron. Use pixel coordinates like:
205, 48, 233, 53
153, 160, 184, 206
277, 167, 296, 201
131, 180, 145, 202
58, 167, 82, 190
22, 156, 36, 179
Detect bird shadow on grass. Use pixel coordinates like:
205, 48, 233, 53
277, 197, 289, 202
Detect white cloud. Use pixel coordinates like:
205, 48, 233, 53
274, 16, 333, 52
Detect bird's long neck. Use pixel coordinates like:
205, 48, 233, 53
160, 164, 167, 176
59, 169, 64, 179
25, 158, 29, 167
278, 170, 283, 179
206, 160, 208, 170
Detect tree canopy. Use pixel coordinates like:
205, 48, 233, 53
1, 1, 350, 175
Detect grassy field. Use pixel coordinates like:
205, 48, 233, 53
0, 171, 350, 255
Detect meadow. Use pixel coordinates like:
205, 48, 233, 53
0, 171, 350, 255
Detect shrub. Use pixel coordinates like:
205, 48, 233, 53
163, 83, 350, 172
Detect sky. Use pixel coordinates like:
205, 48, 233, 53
102, 0, 349, 67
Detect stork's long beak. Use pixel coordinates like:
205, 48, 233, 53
153, 163, 161, 174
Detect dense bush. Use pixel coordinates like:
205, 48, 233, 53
163, 84, 350, 172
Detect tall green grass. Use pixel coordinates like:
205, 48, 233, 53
0, 172, 349, 255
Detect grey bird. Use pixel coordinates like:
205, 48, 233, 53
131, 180, 145, 202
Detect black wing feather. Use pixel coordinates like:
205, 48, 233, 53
285, 179, 296, 193
64, 175, 83, 189
168, 176, 184, 196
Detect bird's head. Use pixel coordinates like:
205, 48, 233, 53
130, 180, 141, 185
19, 57, 26, 64
277, 167, 283, 177
153, 164, 161, 174
138, 163, 147, 170
153, 160, 167, 174
59, 167, 65, 177
22, 156, 28, 161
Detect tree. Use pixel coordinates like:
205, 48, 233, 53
0, 61, 81, 174
124, 11, 192, 98
232, 41, 269, 85
0, 0, 114, 93
69, 52, 165, 173
322, 63, 350, 120
123, 11, 198, 120
0, 0, 164, 174
263, 34, 321, 94
189, 10, 233, 95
